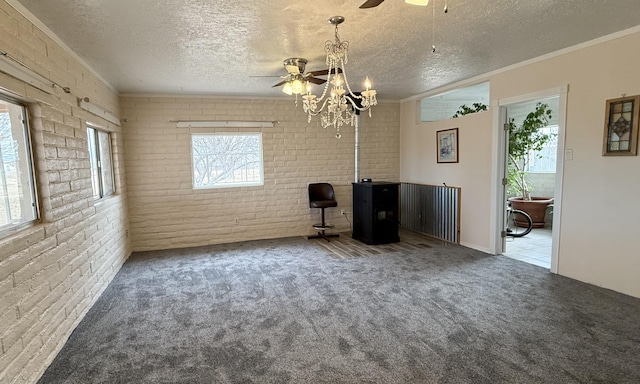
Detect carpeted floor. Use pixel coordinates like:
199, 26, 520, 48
38, 233, 640, 383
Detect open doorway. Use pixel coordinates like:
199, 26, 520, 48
503, 97, 559, 268
496, 87, 567, 273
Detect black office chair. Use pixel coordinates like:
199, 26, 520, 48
307, 183, 339, 241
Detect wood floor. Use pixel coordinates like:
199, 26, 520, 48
309, 228, 453, 259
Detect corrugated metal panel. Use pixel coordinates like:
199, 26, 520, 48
400, 183, 460, 243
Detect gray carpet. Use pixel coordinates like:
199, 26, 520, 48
38, 235, 640, 383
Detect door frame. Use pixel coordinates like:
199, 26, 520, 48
490, 85, 568, 273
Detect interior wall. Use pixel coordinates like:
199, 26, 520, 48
0, 1, 130, 382
522, 173, 555, 199
121, 97, 399, 252
400, 106, 493, 251
401, 29, 640, 298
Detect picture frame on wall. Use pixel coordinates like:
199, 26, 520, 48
437, 128, 459, 163
603, 95, 639, 156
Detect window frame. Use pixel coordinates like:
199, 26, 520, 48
86, 126, 115, 200
190, 132, 264, 189
0, 95, 39, 236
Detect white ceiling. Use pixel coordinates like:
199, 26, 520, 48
13, 0, 640, 100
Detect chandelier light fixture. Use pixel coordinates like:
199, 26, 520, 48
302, 16, 377, 139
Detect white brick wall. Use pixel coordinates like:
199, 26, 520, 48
121, 97, 400, 251
0, 1, 399, 381
0, 2, 130, 383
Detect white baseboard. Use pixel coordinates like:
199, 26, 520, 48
460, 241, 494, 255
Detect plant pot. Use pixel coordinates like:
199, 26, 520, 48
508, 197, 553, 228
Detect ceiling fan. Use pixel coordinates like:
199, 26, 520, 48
270, 58, 342, 95
360, 0, 430, 9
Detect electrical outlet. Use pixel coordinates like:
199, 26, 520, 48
341, 209, 346, 215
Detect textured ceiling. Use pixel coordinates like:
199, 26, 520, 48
13, 0, 640, 100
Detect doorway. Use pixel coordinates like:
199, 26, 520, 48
495, 87, 567, 273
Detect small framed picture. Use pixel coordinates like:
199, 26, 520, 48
437, 128, 459, 163
603, 95, 639, 156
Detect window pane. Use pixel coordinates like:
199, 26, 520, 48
0, 99, 37, 232
191, 133, 263, 189
98, 131, 114, 196
420, 81, 490, 122
87, 127, 114, 200
87, 127, 101, 199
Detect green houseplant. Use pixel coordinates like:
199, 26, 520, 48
507, 102, 554, 227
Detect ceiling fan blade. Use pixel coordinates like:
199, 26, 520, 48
307, 69, 329, 77
284, 65, 301, 74
272, 80, 288, 87
307, 68, 343, 77
305, 77, 326, 85
359, 0, 385, 8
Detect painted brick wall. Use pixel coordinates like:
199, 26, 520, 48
0, 2, 130, 383
121, 96, 399, 251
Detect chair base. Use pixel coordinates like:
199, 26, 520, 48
313, 223, 334, 230
308, 203, 338, 242
308, 232, 340, 242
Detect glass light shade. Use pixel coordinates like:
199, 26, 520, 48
282, 82, 293, 95
362, 89, 376, 98
405, 0, 429, 5
333, 74, 343, 87
291, 79, 303, 94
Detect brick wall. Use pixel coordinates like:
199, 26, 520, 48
121, 96, 399, 251
0, 2, 130, 383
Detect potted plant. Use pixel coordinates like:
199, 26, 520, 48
507, 102, 554, 228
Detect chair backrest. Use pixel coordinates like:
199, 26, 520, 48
308, 183, 336, 203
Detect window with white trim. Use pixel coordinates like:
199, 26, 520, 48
191, 133, 263, 189
0, 97, 38, 234
87, 126, 114, 199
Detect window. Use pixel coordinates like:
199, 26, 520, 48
0, 97, 38, 233
419, 81, 490, 122
87, 127, 114, 199
191, 133, 263, 189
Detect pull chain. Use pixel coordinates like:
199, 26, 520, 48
431, 0, 436, 53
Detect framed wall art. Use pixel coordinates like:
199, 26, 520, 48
603, 95, 639, 156
437, 128, 459, 163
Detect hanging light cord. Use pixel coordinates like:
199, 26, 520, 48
431, 0, 436, 52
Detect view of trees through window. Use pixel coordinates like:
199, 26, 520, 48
191, 133, 263, 188
0, 98, 37, 233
